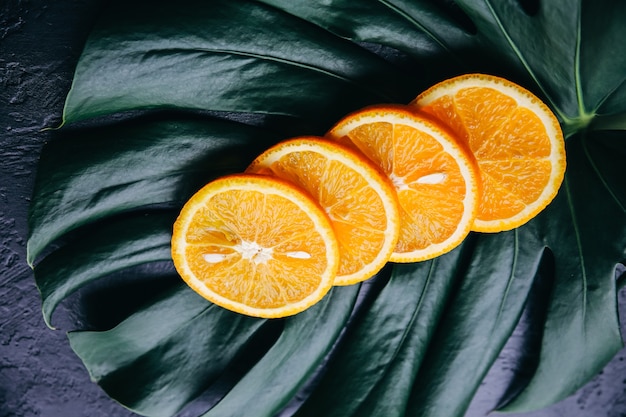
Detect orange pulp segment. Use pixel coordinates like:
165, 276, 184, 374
247, 137, 400, 285
326, 105, 480, 263
171, 174, 339, 318
411, 73, 566, 232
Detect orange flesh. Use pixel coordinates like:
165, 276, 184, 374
182, 189, 329, 309
337, 120, 469, 254
249, 143, 395, 280
418, 87, 554, 223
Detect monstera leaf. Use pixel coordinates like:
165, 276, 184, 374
28, 0, 626, 416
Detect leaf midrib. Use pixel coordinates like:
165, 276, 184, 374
127, 46, 397, 102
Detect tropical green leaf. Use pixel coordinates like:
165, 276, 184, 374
500, 130, 626, 412
69, 286, 269, 417
28, 0, 626, 416
61, 0, 418, 130
294, 250, 465, 417
258, 0, 626, 134
35, 211, 176, 328
403, 228, 545, 416
201, 284, 360, 417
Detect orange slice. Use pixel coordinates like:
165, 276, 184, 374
246, 137, 400, 285
326, 105, 480, 263
171, 174, 339, 318
410, 73, 566, 232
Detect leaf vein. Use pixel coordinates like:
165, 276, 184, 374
564, 174, 588, 334
147, 47, 395, 101
581, 135, 626, 213
494, 229, 519, 325
375, 0, 453, 55
359, 261, 439, 410
482, 0, 567, 122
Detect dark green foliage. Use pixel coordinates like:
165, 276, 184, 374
28, 1, 626, 416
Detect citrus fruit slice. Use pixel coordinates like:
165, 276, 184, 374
410, 73, 566, 232
171, 174, 339, 318
326, 105, 480, 263
247, 137, 400, 285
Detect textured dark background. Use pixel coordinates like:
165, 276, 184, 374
1, 1, 626, 416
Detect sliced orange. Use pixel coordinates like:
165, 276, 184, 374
326, 105, 480, 263
171, 174, 339, 318
410, 73, 566, 232
246, 137, 400, 285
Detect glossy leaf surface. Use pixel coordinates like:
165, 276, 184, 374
61, 0, 417, 130
28, 0, 626, 416
69, 286, 268, 417
501, 131, 626, 412
294, 250, 465, 417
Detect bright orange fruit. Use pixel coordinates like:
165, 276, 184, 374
171, 174, 339, 318
326, 105, 480, 263
247, 137, 400, 285
410, 73, 566, 232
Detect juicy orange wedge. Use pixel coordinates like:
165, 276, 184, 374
247, 137, 400, 285
171, 174, 339, 318
411, 73, 566, 232
326, 105, 480, 263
